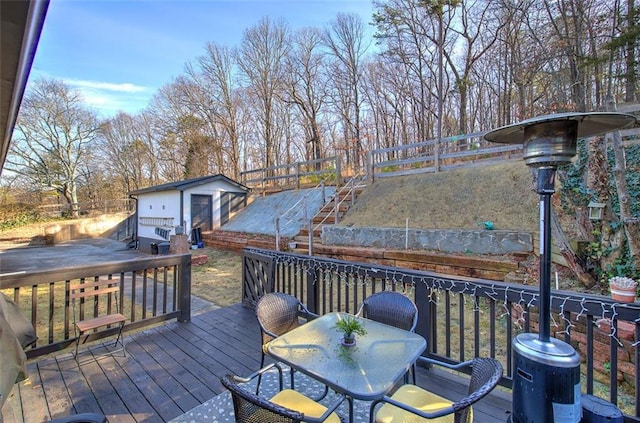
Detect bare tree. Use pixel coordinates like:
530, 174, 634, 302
237, 17, 290, 171
624, 0, 639, 102
99, 112, 152, 193
324, 13, 371, 173
282, 27, 328, 168
189, 42, 243, 179
148, 78, 203, 181
373, 0, 440, 146
5, 78, 101, 218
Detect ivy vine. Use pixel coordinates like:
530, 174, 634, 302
559, 141, 640, 284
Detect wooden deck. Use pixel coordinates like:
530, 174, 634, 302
2, 303, 513, 423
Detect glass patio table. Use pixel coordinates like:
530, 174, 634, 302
267, 312, 427, 421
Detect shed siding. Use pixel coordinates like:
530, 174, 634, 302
137, 191, 181, 241
183, 180, 245, 234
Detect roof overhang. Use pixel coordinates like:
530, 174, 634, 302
1, 0, 49, 172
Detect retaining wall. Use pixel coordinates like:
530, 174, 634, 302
322, 226, 533, 255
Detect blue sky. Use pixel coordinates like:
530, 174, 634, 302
30, 0, 374, 118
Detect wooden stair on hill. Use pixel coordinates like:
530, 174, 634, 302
298, 182, 366, 242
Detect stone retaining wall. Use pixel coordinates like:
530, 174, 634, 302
322, 226, 533, 255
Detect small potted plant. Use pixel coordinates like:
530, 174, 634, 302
609, 276, 638, 303
334, 315, 366, 347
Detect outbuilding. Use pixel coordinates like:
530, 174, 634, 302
129, 174, 249, 252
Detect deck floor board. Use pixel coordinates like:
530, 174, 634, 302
2, 303, 512, 422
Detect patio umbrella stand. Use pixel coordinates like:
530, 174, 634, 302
484, 112, 636, 423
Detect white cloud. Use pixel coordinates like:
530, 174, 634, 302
42, 77, 152, 117
63, 78, 146, 93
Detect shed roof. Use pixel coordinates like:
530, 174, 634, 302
129, 174, 249, 195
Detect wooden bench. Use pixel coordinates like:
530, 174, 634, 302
70, 278, 126, 360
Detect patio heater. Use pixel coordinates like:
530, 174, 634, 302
484, 112, 636, 423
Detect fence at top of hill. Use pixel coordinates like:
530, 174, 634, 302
241, 105, 640, 192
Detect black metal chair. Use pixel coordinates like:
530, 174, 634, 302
255, 292, 318, 393
369, 357, 503, 423
357, 290, 419, 382
221, 364, 346, 423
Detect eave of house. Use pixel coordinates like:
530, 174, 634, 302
0, 0, 49, 172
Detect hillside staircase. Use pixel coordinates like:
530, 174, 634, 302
293, 176, 367, 252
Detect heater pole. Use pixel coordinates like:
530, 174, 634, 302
537, 167, 555, 343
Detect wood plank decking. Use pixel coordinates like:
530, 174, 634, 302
2, 303, 512, 423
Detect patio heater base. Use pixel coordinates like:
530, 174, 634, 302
511, 333, 581, 423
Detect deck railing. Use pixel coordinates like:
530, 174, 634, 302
0, 253, 192, 359
242, 247, 640, 418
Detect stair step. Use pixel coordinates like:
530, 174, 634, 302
314, 211, 345, 220
319, 204, 350, 213
294, 235, 321, 243
298, 229, 322, 238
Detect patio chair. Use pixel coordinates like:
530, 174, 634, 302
255, 292, 318, 393
221, 363, 346, 423
369, 357, 503, 423
70, 278, 126, 361
46, 413, 107, 423
356, 291, 418, 383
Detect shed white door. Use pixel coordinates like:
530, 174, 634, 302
191, 194, 212, 231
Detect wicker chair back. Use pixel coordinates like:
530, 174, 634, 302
221, 374, 303, 423
359, 291, 418, 332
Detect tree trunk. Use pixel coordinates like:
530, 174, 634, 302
550, 207, 595, 288
551, 210, 595, 288
606, 96, 640, 268
531, 169, 595, 288
625, 0, 638, 102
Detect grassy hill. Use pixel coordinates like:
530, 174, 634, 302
340, 161, 540, 232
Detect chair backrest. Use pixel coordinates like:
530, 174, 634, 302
255, 292, 303, 344
359, 291, 418, 332
453, 358, 503, 423
70, 278, 122, 322
221, 374, 304, 423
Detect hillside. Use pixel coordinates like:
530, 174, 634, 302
340, 161, 540, 232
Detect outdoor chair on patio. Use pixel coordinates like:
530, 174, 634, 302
369, 357, 503, 423
357, 290, 419, 383
70, 278, 126, 361
255, 292, 318, 393
221, 364, 346, 423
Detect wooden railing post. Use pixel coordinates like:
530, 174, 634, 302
308, 219, 314, 256
305, 266, 320, 315
178, 254, 191, 322
335, 158, 341, 188
366, 151, 374, 183
350, 178, 355, 206
414, 279, 434, 357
